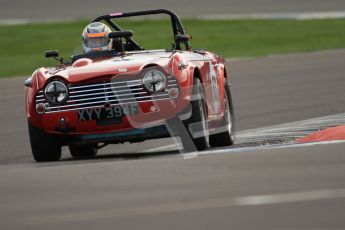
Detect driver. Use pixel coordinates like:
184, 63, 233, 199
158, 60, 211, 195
82, 22, 112, 53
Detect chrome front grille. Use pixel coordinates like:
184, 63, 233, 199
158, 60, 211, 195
35, 76, 178, 113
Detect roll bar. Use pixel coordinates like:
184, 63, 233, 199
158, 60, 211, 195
92, 9, 191, 50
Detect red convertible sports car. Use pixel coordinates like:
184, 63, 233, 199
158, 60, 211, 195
24, 9, 236, 162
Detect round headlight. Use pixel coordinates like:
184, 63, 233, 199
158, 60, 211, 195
142, 69, 167, 93
44, 81, 68, 105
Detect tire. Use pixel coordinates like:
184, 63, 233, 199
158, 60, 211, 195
209, 81, 236, 147
182, 77, 208, 151
69, 144, 98, 158
28, 122, 62, 162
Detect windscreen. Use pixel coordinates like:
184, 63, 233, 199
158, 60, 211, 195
105, 16, 176, 50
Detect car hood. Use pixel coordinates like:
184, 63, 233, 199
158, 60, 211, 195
44, 51, 172, 83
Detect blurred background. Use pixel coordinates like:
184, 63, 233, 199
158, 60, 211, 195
1, 0, 345, 19
0, 0, 345, 77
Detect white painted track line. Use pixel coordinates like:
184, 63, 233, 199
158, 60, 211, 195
234, 188, 345, 206
26, 188, 345, 225
2, 11, 345, 25
199, 11, 345, 20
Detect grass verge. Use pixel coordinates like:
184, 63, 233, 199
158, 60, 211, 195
1, 19, 345, 77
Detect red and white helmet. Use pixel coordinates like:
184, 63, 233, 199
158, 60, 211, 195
82, 22, 112, 53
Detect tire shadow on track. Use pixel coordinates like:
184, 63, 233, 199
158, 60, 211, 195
36, 149, 181, 167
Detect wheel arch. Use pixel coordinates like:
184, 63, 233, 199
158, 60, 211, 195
223, 66, 230, 85
193, 67, 202, 83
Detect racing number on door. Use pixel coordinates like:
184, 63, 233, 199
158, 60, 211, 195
209, 62, 220, 113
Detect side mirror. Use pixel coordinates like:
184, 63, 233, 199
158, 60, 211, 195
108, 31, 133, 39
175, 34, 191, 42
45, 50, 59, 58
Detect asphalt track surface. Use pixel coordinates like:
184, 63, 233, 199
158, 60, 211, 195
1, 50, 345, 229
1, 0, 345, 19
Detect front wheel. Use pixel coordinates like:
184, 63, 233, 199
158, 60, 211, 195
182, 77, 209, 151
209, 81, 236, 147
28, 122, 62, 162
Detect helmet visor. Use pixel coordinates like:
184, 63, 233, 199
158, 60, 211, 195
85, 36, 109, 49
